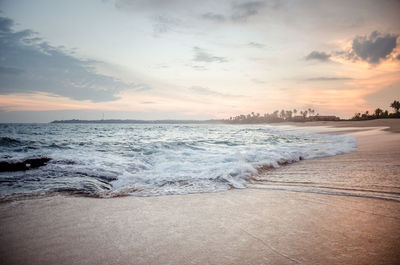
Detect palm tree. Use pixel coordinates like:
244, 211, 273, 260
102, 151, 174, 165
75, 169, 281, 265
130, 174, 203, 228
280, 109, 286, 119
383, 110, 389, 118
390, 100, 400, 114
374, 108, 383, 118
286, 110, 293, 120
293, 109, 297, 116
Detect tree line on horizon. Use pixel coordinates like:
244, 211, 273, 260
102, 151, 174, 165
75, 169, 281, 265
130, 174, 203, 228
351, 100, 400, 120
225, 108, 324, 124
225, 100, 400, 124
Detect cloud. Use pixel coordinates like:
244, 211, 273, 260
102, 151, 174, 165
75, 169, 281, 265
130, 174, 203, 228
201, 12, 226, 22
0, 16, 144, 102
131, 83, 152, 91
305, 77, 353, 81
308, 31, 399, 65
152, 15, 180, 34
189, 86, 242, 98
397, 54, 400, 60
114, 1, 185, 35
0, 17, 13, 33
0, 66, 24, 75
190, 65, 208, 71
313, 31, 400, 65
305, 51, 331, 61
248, 42, 266, 48
193, 47, 228, 63
231, 1, 265, 21
199, 1, 284, 24
114, 0, 186, 11
351, 31, 398, 64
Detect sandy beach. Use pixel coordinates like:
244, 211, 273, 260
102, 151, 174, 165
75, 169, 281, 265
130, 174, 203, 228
1, 120, 399, 265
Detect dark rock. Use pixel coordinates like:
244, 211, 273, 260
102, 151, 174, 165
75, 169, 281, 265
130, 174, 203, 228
0, 157, 51, 172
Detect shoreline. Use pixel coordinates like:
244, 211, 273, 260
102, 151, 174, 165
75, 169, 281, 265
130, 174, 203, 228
279, 118, 400, 133
1, 120, 399, 264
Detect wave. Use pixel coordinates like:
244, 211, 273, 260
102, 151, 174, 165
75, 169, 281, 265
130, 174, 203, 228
0, 124, 363, 200
0, 137, 22, 147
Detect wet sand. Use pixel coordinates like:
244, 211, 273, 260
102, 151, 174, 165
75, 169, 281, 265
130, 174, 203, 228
281, 118, 400, 133
1, 120, 400, 265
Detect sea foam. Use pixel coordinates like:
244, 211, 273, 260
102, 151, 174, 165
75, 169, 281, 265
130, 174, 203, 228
0, 124, 357, 199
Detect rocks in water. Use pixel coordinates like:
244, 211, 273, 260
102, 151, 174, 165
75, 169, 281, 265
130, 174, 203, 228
0, 157, 51, 172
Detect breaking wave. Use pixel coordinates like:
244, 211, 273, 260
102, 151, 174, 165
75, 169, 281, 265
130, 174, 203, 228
0, 123, 357, 200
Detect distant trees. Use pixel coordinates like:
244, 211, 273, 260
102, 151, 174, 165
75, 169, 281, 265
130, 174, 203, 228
225, 108, 331, 124
226, 100, 400, 124
374, 108, 383, 118
351, 100, 400, 120
286, 110, 293, 119
308, 108, 315, 116
391, 100, 400, 114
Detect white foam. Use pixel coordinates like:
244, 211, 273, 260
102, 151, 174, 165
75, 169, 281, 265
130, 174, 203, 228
0, 124, 357, 197
106, 125, 357, 196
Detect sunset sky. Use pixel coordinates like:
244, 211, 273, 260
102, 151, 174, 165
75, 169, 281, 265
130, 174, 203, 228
1, 0, 400, 122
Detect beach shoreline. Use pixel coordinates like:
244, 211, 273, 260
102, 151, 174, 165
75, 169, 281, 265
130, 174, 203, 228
1, 120, 399, 265
280, 118, 400, 133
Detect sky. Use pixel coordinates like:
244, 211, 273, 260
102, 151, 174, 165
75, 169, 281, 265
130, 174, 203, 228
0, 0, 400, 122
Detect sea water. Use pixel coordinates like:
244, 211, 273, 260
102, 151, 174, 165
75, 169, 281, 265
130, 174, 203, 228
0, 123, 357, 200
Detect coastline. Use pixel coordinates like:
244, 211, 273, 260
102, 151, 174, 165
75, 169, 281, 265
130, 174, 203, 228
280, 118, 400, 133
1, 120, 399, 265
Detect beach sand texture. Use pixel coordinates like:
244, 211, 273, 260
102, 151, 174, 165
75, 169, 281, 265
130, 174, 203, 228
0, 120, 399, 265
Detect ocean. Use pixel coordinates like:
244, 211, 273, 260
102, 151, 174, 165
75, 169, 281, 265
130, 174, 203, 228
0, 123, 359, 200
